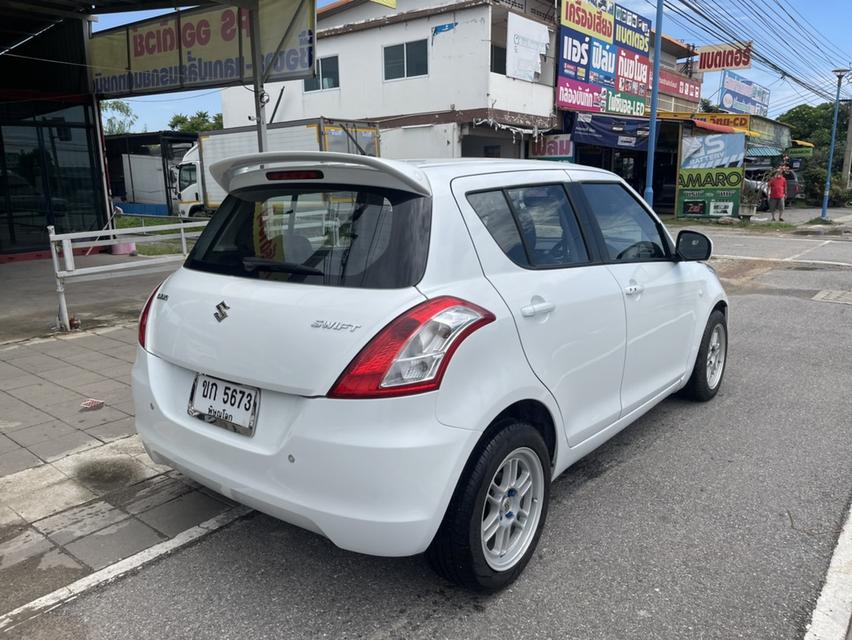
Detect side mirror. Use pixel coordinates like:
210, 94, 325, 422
676, 230, 712, 261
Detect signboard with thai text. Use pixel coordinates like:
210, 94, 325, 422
561, 0, 614, 43
697, 42, 752, 72
89, 0, 315, 97
658, 68, 701, 102
529, 134, 574, 161
719, 70, 770, 116
557, 0, 660, 115
613, 4, 649, 55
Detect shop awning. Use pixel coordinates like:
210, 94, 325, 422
746, 145, 783, 157
690, 118, 736, 133
792, 139, 815, 148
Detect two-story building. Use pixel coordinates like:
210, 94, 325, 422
222, 0, 559, 159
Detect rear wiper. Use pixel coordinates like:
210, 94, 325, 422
241, 257, 323, 276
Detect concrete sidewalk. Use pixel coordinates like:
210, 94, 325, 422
0, 326, 239, 615
0, 254, 168, 344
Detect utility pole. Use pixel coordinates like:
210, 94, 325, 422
821, 68, 849, 219
643, 0, 664, 206
841, 100, 852, 190
249, 2, 268, 153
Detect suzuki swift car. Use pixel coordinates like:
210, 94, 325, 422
133, 152, 728, 592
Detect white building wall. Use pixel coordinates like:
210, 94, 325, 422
222, 5, 493, 128
487, 73, 555, 118
380, 123, 460, 159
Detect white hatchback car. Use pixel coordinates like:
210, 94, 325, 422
133, 152, 728, 591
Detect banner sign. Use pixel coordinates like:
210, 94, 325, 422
719, 70, 770, 116
613, 4, 650, 55
697, 42, 752, 72
89, 0, 315, 98
529, 134, 574, 161
676, 131, 746, 218
749, 116, 791, 150
506, 12, 551, 82
658, 68, 700, 102
692, 113, 750, 129
557, 76, 605, 112
557, 1, 659, 115
572, 112, 652, 150
561, 0, 614, 44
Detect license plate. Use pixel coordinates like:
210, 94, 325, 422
188, 374, 260, 437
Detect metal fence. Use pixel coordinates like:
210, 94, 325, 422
47, 220, 208, 331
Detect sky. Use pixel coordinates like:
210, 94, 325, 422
95, 0, 852, 131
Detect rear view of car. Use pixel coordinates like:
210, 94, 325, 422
134, 152, 728, 592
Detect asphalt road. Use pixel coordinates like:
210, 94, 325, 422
8, 260, 852, 640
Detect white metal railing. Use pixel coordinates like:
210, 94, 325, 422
47, 220, 208, 331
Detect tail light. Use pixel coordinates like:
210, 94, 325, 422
328, 296, 495, 399
138, 285, 161, 349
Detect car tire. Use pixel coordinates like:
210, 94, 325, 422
426, 420, 550, 592
681, 309, 728, 402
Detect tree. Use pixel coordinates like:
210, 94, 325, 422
168, 111, 224, 133
699, 98, 723, 113
776, 102, 849, 148
101, 100, 138, 135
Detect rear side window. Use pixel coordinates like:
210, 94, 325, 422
580, 183, 668, 262
467, 184, 588, 268
186, 186, 430, 289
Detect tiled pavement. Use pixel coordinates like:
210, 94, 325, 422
0, 325, 241, 614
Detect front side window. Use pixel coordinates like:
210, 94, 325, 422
384, 40, 428, 80
178, 165, 196, 192
186, 186, 430, 289
304, 56, 340, 92
467, 184, 588, 268
580, 182, 668, 262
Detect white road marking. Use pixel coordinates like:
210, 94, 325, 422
0, 505, 251, 633
787, 240, 833, 261
714, 254, 852, 268
803, 504, 852, 640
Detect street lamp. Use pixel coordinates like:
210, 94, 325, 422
820, 67, 850, 219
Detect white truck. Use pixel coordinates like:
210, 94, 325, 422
174, 117, 380, 217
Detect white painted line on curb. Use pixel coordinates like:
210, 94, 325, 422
714, 254, 852, 268
804, 503, 852, 640
0, 505, 252, 634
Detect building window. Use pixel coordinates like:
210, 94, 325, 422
491, 45, 507, 75
304, 56, 340, 92
383, 40, 428, 80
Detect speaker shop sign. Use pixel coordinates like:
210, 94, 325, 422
677, 132, 746, 218
89, 0, 315, 97
557, 0, 650, 117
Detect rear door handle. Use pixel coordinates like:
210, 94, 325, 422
520, 301, 555, 317
624, 284, 644, 296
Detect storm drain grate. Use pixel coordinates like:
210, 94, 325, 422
812, 290, 852, 305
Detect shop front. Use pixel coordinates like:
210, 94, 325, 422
567, 112, 682, 212
0, 19, 107, 257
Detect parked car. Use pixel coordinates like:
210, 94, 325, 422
133, 153, 729, 592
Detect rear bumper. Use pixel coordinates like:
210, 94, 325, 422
132, 348, 480, 556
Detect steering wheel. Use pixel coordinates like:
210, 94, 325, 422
616, 240, 662, 261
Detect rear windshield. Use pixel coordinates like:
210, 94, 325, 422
185, 186, 431, 288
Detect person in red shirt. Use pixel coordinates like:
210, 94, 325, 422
767, 170, 787, 221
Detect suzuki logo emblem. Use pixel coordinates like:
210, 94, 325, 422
214, 301, 230, 323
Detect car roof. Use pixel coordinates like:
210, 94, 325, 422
210, 152, 621, 196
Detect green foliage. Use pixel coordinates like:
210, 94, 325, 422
699, 98, 723, 113
168, 111, 224, 133
101, 100, 138, 135
777, 102, 849, 148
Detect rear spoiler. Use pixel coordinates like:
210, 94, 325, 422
209, 151, 431, 196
